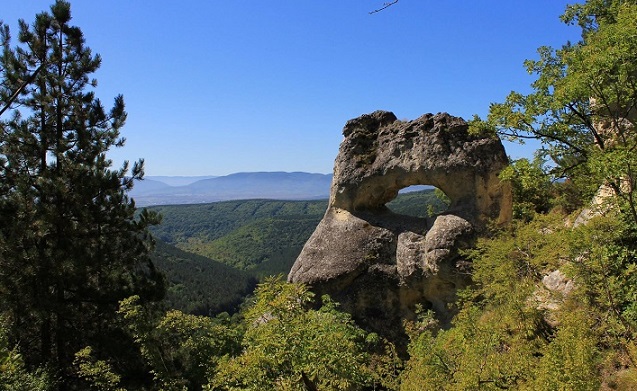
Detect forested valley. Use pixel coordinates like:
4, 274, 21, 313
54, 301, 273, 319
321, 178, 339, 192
2, 0, 637, 390
147, 190, 447, 316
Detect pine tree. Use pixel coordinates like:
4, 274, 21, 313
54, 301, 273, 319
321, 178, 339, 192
0, 0, 165, 384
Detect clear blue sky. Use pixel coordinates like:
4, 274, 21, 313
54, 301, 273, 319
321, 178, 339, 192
3, 1, 580, 176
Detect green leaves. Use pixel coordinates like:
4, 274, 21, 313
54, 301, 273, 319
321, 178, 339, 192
401, 211, 606, 390
464, 11, 637, 387
499, 157, 554, 219
529, 305, 600, 391
119, 295, 243, 390
73, 347, 124, 391
484, 1, 637, 185
0, 318, 53, 390
568, 215, 637, 347
211, 277, 378, 391
402, 303, 543, 390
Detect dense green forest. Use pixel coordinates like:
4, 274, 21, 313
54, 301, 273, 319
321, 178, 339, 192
149, 191, 447, 316
151, 241, 256, 316
149, 199, 328, 273
149, 190, 446, 276
2, 0, 637, 390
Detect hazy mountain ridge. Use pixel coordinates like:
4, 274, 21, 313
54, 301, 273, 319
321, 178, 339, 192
146, 175, 218, 187
131, 172, 333, 206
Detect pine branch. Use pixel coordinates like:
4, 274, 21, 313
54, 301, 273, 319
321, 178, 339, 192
0, 63, 45, 117
369, 0, 398, 14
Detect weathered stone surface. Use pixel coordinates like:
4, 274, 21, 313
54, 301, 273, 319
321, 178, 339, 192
288, 111, 512, 341
542, 270, 574, 296
533, 270, 575, 327
574, 184, 616, 227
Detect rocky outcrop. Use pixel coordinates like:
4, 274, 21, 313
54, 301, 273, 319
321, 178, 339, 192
288, 111, 512, 341
533, 270, 575, 327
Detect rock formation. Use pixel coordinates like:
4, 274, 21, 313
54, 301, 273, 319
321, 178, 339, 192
288, 111, 512, 341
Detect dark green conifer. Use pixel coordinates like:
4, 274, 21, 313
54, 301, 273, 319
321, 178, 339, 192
0, 1, 164, 385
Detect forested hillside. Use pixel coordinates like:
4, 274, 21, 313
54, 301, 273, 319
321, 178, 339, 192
149, 199, 327, 275
149, 190, 447, 276
2, 0, 637, 390
151, 241, 256, 315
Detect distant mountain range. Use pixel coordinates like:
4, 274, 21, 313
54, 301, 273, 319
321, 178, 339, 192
130, 172, 333, 206
145, 176, 218, 187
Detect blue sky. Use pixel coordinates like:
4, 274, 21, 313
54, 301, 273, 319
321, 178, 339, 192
3, 1, 581, 176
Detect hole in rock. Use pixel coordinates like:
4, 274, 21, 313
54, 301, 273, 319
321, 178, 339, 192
386, 185, 450, 218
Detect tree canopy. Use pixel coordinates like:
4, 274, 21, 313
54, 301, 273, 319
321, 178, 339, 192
3, 0, 637, 389
476, 0, 637, 220
0, 1, 164, 387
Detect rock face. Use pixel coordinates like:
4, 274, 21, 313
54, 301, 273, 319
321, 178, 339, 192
288, 111, 512, 340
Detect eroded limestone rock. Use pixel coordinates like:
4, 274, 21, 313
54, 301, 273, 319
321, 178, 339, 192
533, 270, 575, 327
288, 111, 512, 341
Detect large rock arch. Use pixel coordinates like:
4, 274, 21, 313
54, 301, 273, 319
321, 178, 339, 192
288, 111, 512, 341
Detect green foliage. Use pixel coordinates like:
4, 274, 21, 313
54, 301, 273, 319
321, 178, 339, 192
386, 188, 449, 218
433, 4, 637, 385
152, 240, 256, 315
112, 279, 406, 390
73, 347, 124, 391
400, 212, 608, 390
210, 276, 383, 390
3, 1, 637, 389
119, 296, 243, 390
472, 214, 571, 299
567, 215, 637, 349
151, 190, 444, 276
182, 216, 319, 271
0, 319, 53, 391
0, 1, 164, 386
479, 0, 637, 225
150, 199, 328, 245
401, 216, 568, 390
150, 199, 327, 274
529, 305, 600, 391
402, 304, 542, 391
499, 157, 554, 219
